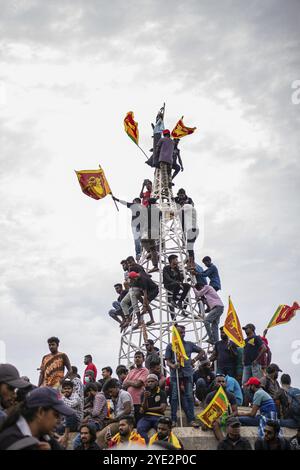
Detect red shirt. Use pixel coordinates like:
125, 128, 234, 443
142, 191, 151, 207
84, 363, 98, 384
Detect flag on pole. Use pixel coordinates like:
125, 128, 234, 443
223, 297, 245, 348
267, 302, 300, 329
75, 167, 112, 200
171, 325, 188, 367
197, 386, 229, 428
171, 116, 196, 139
124, 111, 139, 145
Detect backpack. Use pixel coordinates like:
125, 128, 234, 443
287, 387, 300, 418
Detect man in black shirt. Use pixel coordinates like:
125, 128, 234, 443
193, 359, 215, 402
75, 424, 101, 450
217, 417, 252, 450
163, 254, 191, 320
254, 419, 291, 450
174, 188, 194, 207
137, 374, 167, 443
210, 327, 237, 377
108, 283, 128, 326
127, 271, 158, 327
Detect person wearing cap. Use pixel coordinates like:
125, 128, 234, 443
145, 340, 160, 370
194, 281, 224, 345
174, 188, 194, 208
171, 138, 184, 180
126, 271, 159, 329
238, 377, 277, 432
155, 129, 174, 195
149, 416, 184, 449
137, 374, 167, 442
242, 324, 267, 388
140, 198, 161, 273
0, 387, 75, 450
0, 364, 32, 426
123, 351, 149, 425
217, 417, 252, 450
38, 337, 72, 389
112, 196, 143, 261
254, 419, 291, 450
140, 179, 153, 207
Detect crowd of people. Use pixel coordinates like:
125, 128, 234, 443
0, 330, 299, 450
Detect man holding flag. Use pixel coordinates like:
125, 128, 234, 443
165, 325, 207, 428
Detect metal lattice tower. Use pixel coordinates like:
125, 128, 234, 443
118, 167, 209, 370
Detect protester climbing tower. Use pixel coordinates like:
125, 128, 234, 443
118, 152, 208, 370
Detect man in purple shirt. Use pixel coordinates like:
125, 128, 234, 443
194, 282, 224, 345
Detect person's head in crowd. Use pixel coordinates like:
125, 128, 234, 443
102, 378, 120, 399
220, 327, 228, 342
162, 129, 171, 138
132, 197, 142, 204
266, 364, 282, 380
242, 323, 256, 338
280, 374, 291, 387
176, 325, 186, 341
264, 419, 281, 442
168, 254, 178, 268
134, 351, 144, 368
116, 365, 128, 383
47, 337, 60, 354
156, 417, 172, 441
102, 367, 113, 380
1, 387, 74, 436
145, 180, 152, 191
214, 373, 227, 390
145, 375, 159, 392
202, 256, 212, 268
71, 366, 80, 379
114, 283, 123, 295
226, 417, 242, 441
84, 370, 95, 383
84, 354, 93, 366
145, 339, 155, 353
245, 377, 261, 393
126, 256, 136, 271
149, 358, 161, 377
80, 423, 97, 446
120, 260, 128, 272
119, 415, 135, 438
198, 358, 211, 373
85, 382, 99, 399
177, 188, 186, 199
0, 364, 31, 410
195, 280, 207, 290
61, 379, 74, 398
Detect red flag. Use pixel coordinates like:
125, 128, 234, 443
267, 302, 300, 329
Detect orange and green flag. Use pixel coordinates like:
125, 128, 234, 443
171, 116, 196, 139
223, 297, 245, 348
171, 325, 188, 367
267, 302, 300, 329
124, 111, 139, 145
197, 386, 229, 428
75, 167, 112, 200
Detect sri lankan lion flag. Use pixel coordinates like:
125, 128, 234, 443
197, 386, 229, 428
171, 116, 196, 139
171, 325, 188, 367
223, 297, 245, 348
124, 111, 139, 145
75, 167, 112, 200
267, 302, 300, 329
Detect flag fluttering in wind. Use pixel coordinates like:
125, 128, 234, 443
267, 302, 300, 329
197, 386, 229, 428
75, 167, 112, 200
223, 297, 245, 348
171, 116, 196, 139
171, 325, 188, 367
124, 111, 139, 146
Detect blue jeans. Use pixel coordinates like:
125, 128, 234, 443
137, 415, 160, 442
108, 301, 124, 323
170, 376, 195, 423
204, 306, 224, 343
134, 236, 142, 258
280, 418, 300, 429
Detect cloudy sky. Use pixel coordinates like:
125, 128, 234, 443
1, 0, 300, 385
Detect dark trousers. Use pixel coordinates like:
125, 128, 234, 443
137, 415, 161, 443
134, 404, 142, 426
166, 283, 190, 320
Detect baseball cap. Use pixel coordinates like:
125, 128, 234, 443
147, 374, 159, 381
0, 364, 32, 389
128, 271, 139, 279
26, 387, 75, 416
266, 364, 282, 374
245, 377, 261, 387
227, 417, 241, 427
163, 129, 170, 135
242, 323, 256, 331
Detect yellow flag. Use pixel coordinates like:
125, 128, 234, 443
171, 325, 188, 367
197, 386, 229, 428
223, 297, 245, 348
